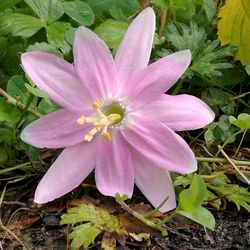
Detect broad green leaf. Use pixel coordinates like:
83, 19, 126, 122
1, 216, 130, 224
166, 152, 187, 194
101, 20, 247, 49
229, 113, 250, 129
63, 1, 94, 26
203, 0, 217, 21
25, 83, 52, 105
84, 0, 113, 14
178, 206, 215, 230
0, 98, 21, 124
0, 0, 22, 12
69, 223, 100, 250
95, 19, 128, 52
109, 0, 139, 21
46, 22, 72, 55
7, 75, 37, 108
65, 28, 76, 45
37, 99, 60, 115
24, 0, 64, 23
27, 42, 63, 57
217, 0, 250, 65
0, 14, 45, 38
177, 174, 215, 230
151, 0, 170, 9
201, 88, 236, 115
178, 174, 207, 209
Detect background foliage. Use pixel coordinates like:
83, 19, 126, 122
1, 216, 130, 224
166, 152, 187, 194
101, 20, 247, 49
0, 0, 249, 249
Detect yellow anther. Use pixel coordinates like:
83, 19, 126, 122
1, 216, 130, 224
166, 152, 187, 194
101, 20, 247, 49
78, 100, 122, 142
102, 131, 111, 141
92, 99, 102, 110
77, 115, 85, 125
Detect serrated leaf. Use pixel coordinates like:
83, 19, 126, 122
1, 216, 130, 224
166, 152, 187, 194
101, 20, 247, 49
217, 0, 250, 65
63, 1, 94, 26
0, 14, 45, 38
84, 0, 113, 14
46, 22, 72, 55
70, 223, 100, 250
95, 19, 128, 52
0, 98, 21, 124
229, 113, 250, 129
0, 0, 22, 12
208, 184, 250, 212
24, 0, 64, 23
27, 42, 63, 57
165, 22, 235, 78
203, 0, 217, 21
61, 203, 127, 249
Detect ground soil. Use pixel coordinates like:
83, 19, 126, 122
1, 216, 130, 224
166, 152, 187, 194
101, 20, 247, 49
1, 182, 249, 250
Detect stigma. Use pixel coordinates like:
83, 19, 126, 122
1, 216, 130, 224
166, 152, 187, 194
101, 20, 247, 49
77, 99, 121, 142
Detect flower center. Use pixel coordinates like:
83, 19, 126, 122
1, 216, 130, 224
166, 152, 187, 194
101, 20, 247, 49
77, 99, 124, 142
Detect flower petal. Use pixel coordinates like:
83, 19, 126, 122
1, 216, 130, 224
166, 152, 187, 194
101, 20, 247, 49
21, 52, 92, 112
34, 141, 96, 203
121, 115, 197, 174
125, 50, 192, 109
133, 151, 176, 212
95, 132, 134, 197
115, 7, 155, 93
21, 109, 91, 148
74, 27, 117, 99
141, 94, 215, 131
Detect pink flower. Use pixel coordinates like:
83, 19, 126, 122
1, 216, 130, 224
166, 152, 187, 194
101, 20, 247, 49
20, 8, 214, 212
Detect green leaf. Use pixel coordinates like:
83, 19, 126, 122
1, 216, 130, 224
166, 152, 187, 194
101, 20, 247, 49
178, 174, 207, 209
0, 14, 45, 38
24, 0, 64, 23
245, 65, 250, 75
177, 174, 215, 230
178, 206, 215, 230
61, 203, 126, 249
27, 42, 63, 57
151, 0, 170, 9
70, 223, 100, 250
109, 0, 139, 21
217, 0, 250, 65
0, 98, 21, 124
84, 0, 113, 14
208, 184, 250, 212
6, 75, 37, 108
46, 22, 72, 55
25, 83, 51, 105
37, 99, 60, 115
203, 0, 217, 21
201, 88, 236, 115
204, 116, 236, 145
95, 19, 128, 52
229, 113, 250, 129
0, 0, 22, 12
165, 22, 235, 78
0, 128, 15, 145
63, 1, 94, 26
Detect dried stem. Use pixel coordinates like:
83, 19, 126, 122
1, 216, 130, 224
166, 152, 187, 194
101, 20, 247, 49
159, 10, 168, 38
0, 88, 42, 117
196, 157, 250, 166
217, 145, 250, 185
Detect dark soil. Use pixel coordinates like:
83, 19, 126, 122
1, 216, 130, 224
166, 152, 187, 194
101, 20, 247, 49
1, 183, 249, 250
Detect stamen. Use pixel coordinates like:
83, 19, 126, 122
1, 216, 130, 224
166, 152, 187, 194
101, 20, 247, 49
77, 99, 122, 142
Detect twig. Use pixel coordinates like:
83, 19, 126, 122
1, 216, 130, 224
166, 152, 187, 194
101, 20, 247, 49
0, 88, 42, 117
217, 145, 250, 185
196, 157, 250, 166
159, 10, 168, 38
